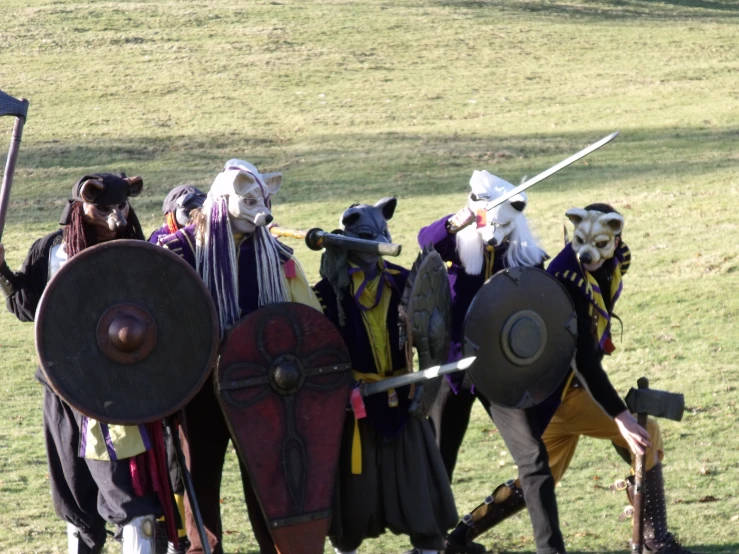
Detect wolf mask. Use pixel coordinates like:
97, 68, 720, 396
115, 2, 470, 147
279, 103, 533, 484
565, 203, 624, 272
340, 197, 397, 274
207, 159, 283, 236
456, 170, 545, 274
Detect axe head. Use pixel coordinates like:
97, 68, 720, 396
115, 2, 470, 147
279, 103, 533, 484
625, 387, 685, 422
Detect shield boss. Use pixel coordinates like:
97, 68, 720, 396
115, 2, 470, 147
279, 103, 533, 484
35, 240, 218, 424
464, 266, 577, 408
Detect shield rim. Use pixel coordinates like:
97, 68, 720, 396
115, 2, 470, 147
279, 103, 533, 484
464, 265, 577, 408
35, 239, 219, 424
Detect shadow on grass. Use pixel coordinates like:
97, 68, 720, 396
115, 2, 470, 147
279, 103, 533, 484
221, 545, 739, 554
433, 0, 739, 20
3, 125, 737, 207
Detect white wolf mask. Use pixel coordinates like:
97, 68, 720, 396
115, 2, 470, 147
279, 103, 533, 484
456, 170, 545, 274
565, 205, 624, 272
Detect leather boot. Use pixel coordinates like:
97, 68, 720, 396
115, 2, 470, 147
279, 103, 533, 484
122, 515, 156, 554
444, 480, 526, 554
624, 465, 697, 554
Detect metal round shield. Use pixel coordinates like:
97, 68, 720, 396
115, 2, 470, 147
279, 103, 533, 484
464, 266, 577, 408
35, 240, 218, 424
215, 302, 352, 554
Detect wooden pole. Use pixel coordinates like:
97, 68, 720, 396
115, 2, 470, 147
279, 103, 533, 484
631, 377, 649, 554
0, 92, 29, 242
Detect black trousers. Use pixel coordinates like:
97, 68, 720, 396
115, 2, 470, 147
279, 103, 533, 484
429, 375, 566, 554
180, 380, 275, 554
43, 387, 161, 550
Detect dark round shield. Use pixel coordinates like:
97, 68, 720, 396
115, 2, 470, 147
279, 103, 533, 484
215, 302, 352, 554
400, 245, 452, 417
35, 240, 218, 424
464, 266, 577, 408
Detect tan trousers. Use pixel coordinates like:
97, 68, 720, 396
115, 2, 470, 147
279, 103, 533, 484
543, 384, 664, 483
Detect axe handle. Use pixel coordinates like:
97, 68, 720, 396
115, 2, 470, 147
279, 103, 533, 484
0, 109, 28, 242
631, 377, 649, 554
166, 418, 212, 554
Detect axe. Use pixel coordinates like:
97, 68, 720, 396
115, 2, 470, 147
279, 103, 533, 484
0, 90, 29, 242
624, 377, 684, 554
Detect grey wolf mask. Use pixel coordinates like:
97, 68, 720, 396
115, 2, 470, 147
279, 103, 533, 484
340, 197, 397, 276
456, 170, 545, 274
565, 203, 624, 272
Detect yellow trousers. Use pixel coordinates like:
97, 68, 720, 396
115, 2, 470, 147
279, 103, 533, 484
543, 385, 664, 483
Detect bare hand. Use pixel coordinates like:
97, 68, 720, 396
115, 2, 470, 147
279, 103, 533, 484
614, 410, 651, 456
0, 243, 5, 266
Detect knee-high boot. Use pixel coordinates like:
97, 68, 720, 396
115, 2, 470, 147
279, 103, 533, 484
624, 465, 697, 554
444, 480, 526, 554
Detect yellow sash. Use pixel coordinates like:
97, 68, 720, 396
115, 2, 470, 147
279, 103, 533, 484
350, 369, 407, 475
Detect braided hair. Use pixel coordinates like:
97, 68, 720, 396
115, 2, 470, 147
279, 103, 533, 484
63, 201, 144, 259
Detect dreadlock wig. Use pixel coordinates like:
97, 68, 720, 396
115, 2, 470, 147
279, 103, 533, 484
196, 160, 291, 335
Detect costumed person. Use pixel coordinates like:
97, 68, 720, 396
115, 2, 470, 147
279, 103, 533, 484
418, 170, 568, 554
0, 173, 176, 554
147, 184, 206, 554
157, 159, 321, 554
459, 204, 696, 554
148, 185, 206, 244
313, 198, 458, 554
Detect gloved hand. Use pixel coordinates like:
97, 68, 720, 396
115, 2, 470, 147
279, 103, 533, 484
446, 207, 476, 234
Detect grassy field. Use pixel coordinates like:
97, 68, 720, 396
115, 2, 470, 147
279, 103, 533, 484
1, 0, 738, 552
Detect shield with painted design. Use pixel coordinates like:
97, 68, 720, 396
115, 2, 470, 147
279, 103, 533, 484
35, 239, 219, 424
399, 244, 452, 417
215, 302, 352, 554
464, 266, 577, 408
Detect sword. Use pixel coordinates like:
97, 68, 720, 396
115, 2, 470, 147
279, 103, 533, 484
0, 90, 30, 242
484, 131, 619, 214
359, 356, 476, 397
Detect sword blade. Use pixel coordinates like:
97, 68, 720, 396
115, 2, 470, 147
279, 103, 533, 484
486, 131, 619, 212
360, 356, 476, 397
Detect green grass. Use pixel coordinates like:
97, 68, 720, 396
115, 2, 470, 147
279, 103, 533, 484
1, 0, 738, 552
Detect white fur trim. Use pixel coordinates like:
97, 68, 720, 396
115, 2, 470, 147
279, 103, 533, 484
456, 224, 485, 274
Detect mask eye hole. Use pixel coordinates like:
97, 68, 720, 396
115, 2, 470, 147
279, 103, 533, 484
357, 231, 375, 240
244, 198, 259, 208
573, 236, 582, 245
470, 193, 479, 202
595, 240, 608, 249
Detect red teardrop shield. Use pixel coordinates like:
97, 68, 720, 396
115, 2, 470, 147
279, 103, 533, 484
215, 303, 352, 554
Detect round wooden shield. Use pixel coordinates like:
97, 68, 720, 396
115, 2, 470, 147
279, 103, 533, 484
464, 266, 577, 408
216, 303, 352, 554
35, 240, 218, 424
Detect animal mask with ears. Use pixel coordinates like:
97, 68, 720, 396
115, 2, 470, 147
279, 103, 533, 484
340, 197, 397, 273
565, 203, 624, 272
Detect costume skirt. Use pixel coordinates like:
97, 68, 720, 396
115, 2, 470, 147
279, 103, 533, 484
329, 413, 458, 551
